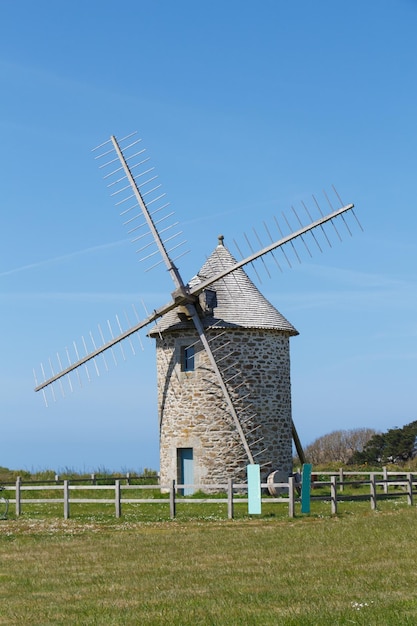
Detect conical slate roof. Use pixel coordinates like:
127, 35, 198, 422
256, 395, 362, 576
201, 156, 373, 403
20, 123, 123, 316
150, 237, 298, 335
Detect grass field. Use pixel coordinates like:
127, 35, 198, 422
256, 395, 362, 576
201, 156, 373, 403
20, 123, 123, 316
1, 498, 417, 625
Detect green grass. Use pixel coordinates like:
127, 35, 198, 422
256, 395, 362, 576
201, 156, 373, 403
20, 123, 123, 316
1, 501, 417, 624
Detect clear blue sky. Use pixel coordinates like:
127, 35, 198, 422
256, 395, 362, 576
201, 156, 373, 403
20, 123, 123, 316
1, 1, 417, 473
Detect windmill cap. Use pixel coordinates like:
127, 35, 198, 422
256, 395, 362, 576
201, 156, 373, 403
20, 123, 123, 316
149, 239, 299, 336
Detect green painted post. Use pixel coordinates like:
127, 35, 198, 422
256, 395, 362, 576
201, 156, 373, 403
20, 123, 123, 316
301, 463, 312, 514
247, 464, 261, 515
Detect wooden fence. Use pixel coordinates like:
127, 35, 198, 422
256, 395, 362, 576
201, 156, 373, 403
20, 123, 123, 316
314, 472, 415, 515
2, 470, 417, 519
318, 468, 413, 494
5, 477, 296, 519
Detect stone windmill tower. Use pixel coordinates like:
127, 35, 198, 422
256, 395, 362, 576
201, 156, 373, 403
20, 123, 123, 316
150, 235, 298, 488
34, 133, 360, 490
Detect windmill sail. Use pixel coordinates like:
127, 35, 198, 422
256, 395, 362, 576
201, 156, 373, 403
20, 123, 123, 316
34, 132, 361, 468
93, 133, 189, 278
34, 198, 357, 394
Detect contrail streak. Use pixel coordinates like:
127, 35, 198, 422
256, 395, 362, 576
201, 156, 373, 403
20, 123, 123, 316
0, 239, 127, 277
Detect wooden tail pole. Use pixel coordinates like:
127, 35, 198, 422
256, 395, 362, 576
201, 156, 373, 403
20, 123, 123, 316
292, 420, 306, 465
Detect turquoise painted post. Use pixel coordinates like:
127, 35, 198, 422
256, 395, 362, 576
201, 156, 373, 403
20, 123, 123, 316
301, 463, 312, 514
247, 464, 261, 515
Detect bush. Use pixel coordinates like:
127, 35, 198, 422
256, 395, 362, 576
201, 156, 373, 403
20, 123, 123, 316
350, 420, 417, 465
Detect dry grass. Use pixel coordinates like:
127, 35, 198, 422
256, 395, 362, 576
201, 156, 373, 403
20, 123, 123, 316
1, 501, 417, 624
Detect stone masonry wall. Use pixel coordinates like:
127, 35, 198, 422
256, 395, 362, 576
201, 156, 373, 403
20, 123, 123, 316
156, 327, 293, 488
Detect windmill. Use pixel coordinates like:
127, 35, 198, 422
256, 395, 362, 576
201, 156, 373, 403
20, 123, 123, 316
34, 132, 361, 489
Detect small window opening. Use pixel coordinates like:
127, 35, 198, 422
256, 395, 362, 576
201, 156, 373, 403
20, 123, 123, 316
181, 345, 195, 372
199, 288, 217, 314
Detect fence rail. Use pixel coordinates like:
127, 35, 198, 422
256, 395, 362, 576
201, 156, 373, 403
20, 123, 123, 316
0, 472, 156, 486
6, 477, 296, 519
2, 471, 417, 519
316, 467, 415, 494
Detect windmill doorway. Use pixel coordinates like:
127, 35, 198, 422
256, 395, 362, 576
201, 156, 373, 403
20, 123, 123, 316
177, 448, 194, 495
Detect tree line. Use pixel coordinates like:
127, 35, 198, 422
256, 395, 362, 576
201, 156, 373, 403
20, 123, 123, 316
350, 420, 417, 465
302, 420, 417, 465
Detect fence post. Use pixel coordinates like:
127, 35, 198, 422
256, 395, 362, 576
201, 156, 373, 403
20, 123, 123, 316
91, 473, 96, 485
227, 478, 234, 519
170, 480, 176, 519
115, 479, 121, 518
383, 466, 388, 494
15, 476, 21, 517
370, 473, 377, 510
407, 473, 413, 506
301, 464, 312, 514
339, 467, 344, 493
331, 475, 338, 515
126, 472, 131, 486
288, 476, 295, 518
64, 480, 70, 519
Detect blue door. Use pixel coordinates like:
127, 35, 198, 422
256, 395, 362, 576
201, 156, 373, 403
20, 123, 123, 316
178, 448, 194, 495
